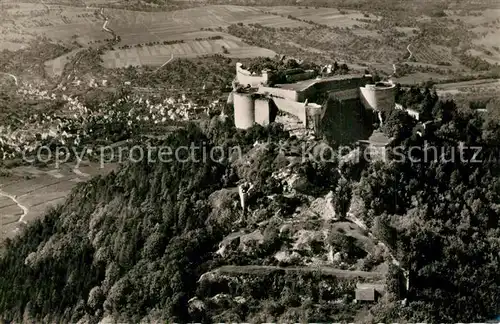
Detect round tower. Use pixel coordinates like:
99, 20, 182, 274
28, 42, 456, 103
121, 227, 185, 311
233, 92, 255, 129
305, 103, 323, 131
360, 81, 396, 112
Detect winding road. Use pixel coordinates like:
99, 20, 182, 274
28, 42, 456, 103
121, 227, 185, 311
202, 265, 385, 281
392, 43, 414, 76
0, 190, 28, 224
72, 167, 90, 178
154, 54, 174, 73
0, 72, 18, 86
39, 0, 50, 12
99, 8, 116, 40
406, 44, 413, 61
103, 19, 111, 33
346, 211, 409, 291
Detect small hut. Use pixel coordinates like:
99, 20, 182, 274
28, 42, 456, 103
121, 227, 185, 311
355, 287, 376, 302
355, 283, 384, 302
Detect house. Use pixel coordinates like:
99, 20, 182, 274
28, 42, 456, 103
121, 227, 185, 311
355, 283, 385, 302
357, 130, 394, 162
355, 287, 377, 302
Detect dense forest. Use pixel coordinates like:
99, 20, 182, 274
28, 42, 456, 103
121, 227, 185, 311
360, 91, 500, 322
1, 86, 500, 322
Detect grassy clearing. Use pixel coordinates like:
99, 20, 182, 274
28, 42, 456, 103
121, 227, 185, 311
0, 162, 116, 240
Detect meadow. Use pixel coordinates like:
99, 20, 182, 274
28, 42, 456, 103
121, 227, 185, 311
0, 162, 116, 240
101, 36, 276, 68
447, 8, 500, 64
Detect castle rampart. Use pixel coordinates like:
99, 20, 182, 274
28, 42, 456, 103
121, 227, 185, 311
257, 86, 300, 101
359, 82, 396, 112
231, 62, 395, 132
272, 97, 308, 126
235, 63, 269, 88
254, 98, 273, 126
233, 92, 256, 129
276, 74, 370, 102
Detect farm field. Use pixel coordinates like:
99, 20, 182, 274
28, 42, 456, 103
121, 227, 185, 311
447, 8, 500, 26
44, 48, 85, 77
256, 6, 380, 28
446, 9, 500, 64
435, 78, 500, 95
467, 47, 500, 64
1, 3, 311, 71
101, 38, 276, 68
0, 41, 29, 51
0, 2, 102, 50
411, 44, 461, 66
393, 72, 452, 85
0, 162, 117, 240
3, 1, 499, 82
3, 4, 310, 48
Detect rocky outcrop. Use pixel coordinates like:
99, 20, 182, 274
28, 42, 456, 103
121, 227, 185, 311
309, 191, 337, 220
216, 229, 264, 257
206, 188, 239, 228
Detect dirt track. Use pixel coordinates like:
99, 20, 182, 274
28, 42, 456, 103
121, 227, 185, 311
0, 72, 18, 86
206, 265, 385, 280
99, 8, 116, 39
0, 162, 117, 240
0, 190, 28, 224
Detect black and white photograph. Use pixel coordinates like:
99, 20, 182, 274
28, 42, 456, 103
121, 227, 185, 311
1, 0, 500, 322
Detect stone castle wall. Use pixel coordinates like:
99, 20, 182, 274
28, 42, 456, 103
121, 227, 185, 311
233, 92, 255, 129
359, 82, 396, 112
232, 62, 396, 131
258, 86, 300, 101
235, 63, 269, 88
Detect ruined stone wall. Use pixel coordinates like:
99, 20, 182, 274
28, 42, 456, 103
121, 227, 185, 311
258, 86, 300, 101
330, 88, 360, 101
299, 76, 369, 102
272, 97, 307, 125
236, 63, 268, 88
305, 103, 323, 130
254, 98, 272, 126
233, 92, 255, 129
233, 73, 379, 133
360, 82, 396, 113
320, 97, 376, 146
285, 70, 317, 83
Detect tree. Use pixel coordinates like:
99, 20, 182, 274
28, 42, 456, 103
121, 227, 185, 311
339, 63, 349, 74
419, 87, 437, 121
285, 59, 300, 69
87, 286, 104, 310
382, 109, 416, 139
333, 177, 351, 218
481, 99, 500, 146
386, 264, 403, 301
432, 99, 456, 123
373, 214, 397, 249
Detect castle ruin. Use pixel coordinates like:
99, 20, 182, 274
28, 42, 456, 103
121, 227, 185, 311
230, 62, 397, 141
